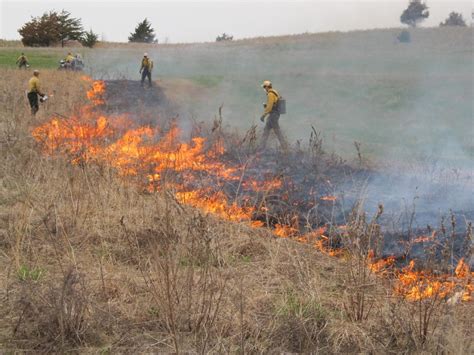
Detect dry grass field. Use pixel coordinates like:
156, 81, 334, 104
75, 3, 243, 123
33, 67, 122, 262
0, 67, 472, 353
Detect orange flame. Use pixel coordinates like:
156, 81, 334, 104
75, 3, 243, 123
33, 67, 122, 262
412, 231, 437, 244
242, 178, 282, 192
393, 259, 473, 302
33, 80, 252, 224
367, 251, 395, 274
85, 79, 106, 106
274, 223, 298, 238
320, 195, 337, 201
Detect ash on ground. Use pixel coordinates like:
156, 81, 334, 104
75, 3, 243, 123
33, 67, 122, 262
103, 80, 177, 124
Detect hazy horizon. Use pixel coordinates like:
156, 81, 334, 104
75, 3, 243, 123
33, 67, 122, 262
0, 0, 471, 43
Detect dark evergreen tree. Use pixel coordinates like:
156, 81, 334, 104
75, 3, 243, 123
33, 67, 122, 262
128, 18, 157, 43
81, 29, 99, 48
400, 0, 429, 27
57, 10, 84, 47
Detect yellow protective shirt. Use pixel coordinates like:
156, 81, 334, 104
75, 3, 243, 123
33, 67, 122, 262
17, 55, 28, 63
28, 76, 42, 94
141, 58, 153, 71
65, 54, 74, 62
264, 89, 279, 114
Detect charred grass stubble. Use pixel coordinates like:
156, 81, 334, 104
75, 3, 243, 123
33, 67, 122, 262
0, 68, 472, 353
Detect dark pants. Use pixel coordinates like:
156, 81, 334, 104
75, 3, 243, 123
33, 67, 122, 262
27, 92, 39, 115
260, 111, 287, 150
141, 69, 152, 87
18, 62, 28, 69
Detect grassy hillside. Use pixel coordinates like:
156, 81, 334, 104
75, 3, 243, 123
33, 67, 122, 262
95, 28, 473, 167
1, 28, 471, 166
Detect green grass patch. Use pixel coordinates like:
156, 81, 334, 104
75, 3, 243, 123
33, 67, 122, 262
0, 50, 60, 69
275, 289, 327, 322
189, 75, 223, 88
17, 265, 45, 281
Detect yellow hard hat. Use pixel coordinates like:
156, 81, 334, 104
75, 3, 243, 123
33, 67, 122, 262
262, 80, 272, 88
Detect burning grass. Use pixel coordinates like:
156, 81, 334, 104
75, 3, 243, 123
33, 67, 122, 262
0, 69, 472, 352
31, 77, 473, 305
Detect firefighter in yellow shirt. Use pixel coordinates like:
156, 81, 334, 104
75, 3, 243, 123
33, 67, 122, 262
16, 53, 29, 69
139, 53, 154, 87
27, 70, 46, 116
65, 52, 74, 63
259, 80, 287, 150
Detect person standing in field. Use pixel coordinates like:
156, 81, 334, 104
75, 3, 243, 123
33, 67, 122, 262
27, 70, 45, 116
259, 80, 287, 151
16, 53, 29, 69
139, 53, 153, 88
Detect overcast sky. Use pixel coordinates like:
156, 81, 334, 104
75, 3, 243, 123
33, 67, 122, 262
0, 0, 471, 43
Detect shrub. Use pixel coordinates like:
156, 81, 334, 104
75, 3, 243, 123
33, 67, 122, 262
216, 33, 233, 42
397, 30, 411, 43
440, 12, 467, 27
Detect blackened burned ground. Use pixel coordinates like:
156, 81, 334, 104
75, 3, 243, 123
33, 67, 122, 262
102, 80, 472, 267
103, 80, 176, 120
225, 147, 472, 264
104, 80, 166, 110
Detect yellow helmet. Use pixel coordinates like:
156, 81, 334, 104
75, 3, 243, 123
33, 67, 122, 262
262, 80, 272, 88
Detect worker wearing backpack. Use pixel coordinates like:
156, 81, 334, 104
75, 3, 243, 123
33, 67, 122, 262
259, 80, 287, 151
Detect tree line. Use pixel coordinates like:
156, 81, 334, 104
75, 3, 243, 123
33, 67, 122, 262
18, 13, 157, 48
18, 1, 469, 48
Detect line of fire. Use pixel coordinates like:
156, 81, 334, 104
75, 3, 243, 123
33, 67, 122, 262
32, 77, 472, 304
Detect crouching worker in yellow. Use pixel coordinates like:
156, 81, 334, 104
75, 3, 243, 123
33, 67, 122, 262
16, 53, 29, 69
27, 70, 46, 116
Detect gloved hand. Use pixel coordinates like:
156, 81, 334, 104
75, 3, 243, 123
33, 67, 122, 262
260, 115, 266, 122
139, 70, 142, 74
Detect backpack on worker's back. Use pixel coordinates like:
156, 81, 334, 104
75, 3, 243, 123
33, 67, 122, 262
277, 95, 286, 114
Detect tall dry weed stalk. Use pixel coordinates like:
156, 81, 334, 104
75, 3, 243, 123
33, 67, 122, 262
384, 290, 449, 349
13, 268, 91, 350
342, 203, 384, 322
121, 199, 228, 353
